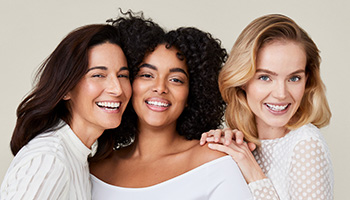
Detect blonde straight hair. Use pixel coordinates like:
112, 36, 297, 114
219, 14, 331, 145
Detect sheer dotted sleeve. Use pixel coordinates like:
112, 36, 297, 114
248, 178, 280, 200
289, 138, 333, 199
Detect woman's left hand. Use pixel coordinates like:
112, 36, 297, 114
200, 128, 256, 151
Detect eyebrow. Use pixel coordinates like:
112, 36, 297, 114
87, 66, 129, 72
139, 63, 189, 77
256, 69, 305, 76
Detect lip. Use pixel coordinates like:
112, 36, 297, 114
264, 103, 290, 115
96, 101, 122, 113
145, 97, 171, 112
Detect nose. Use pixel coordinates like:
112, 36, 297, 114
152, 78, 168, 94
272, 81, 287, 100
106, 76, 123, 96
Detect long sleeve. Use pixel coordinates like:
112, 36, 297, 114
248, 130, 333, 200
288, 137, 333, 199
1, 153, 69, 200
248, 178, 280, 200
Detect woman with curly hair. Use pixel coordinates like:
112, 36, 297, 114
89, 13, 253, 200
201, 14, 333, 199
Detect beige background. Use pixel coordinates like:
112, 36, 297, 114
1, 0, 349, 199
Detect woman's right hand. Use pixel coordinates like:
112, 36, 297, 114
200, 129, 266, 183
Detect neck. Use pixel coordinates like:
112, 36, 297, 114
69, 121, 103, 149
256, 122, 289, 140
131, 122, 186, 159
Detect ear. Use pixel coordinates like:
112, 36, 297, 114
63, 92, 71, 100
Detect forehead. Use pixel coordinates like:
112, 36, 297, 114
256, 40, 306, 71
143, 44, 187, 71
87, 43, 127, 68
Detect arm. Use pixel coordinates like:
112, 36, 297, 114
1, 153, 69, 200
202, 131, 280, 200
288, 137, 333, 199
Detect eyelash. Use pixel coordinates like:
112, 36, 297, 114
92, 74, 105, 78
258, 75, 302, 82
258, 75, 270, 81
170, 78, 184, 84
139, 73, 153, 78
289, 76, 301, 82
92, 74, 129, 78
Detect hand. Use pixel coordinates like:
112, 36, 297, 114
200, 128, 256, 151
207, 138, 266, 183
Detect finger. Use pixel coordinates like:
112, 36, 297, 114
213, 129, 222, 142
247, 142, 256, 151
232, 129, 244, 144
208, 143, 236, 156
205, 137, 216, 143
223, 129, 234, 145
200, 132, 209, 145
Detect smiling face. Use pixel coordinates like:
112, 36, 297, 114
245, 40, 307, 138
65, 42, 132, 135
132, 44, 189, 129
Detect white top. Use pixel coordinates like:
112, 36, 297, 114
91, 155, 253, 200
248, 124, 334, 200
1, 120, 98, 200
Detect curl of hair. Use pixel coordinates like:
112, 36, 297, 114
90, 10, 165, 162
164, 27, 227, 140
11, 24, 121, 155
219, 14, 331, 146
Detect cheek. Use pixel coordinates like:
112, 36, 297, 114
131, 81, 147, 103
245, 82, 264, 105
121, 80, 132, 99
292, 85, 306, 103
175, 87, 189, 104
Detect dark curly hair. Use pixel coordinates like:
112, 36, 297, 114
164, 27, 227, 140
90, 10, 165, 162
90, 11, 227, 162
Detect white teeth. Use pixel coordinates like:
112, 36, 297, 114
97, 102, 120, 109
266, 103, 288, 111
146, 101, 170, 107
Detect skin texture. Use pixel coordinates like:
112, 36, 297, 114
65, 43, 132, 148
132, 44, 189, 130
90, 44, 226, 187
201, 40, 308, 183
246, 40, 307, 139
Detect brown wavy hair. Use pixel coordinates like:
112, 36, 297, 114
11, 24, 122, 155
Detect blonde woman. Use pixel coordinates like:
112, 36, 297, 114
201, 14, 333, 199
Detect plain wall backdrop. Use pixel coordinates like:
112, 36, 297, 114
1, 0, 349, 199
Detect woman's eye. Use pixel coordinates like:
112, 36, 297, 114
289, 76, 301, 82
170, 78, 184, 84
118, 74, 129, 79
139, 74, 153, 78
92, 74, 105, 78
258, 75, 270, 81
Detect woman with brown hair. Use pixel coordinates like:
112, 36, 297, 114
0, 24, 131, 199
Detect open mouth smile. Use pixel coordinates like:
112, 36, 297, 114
265, 103, 290, 112
96, 101, 121, 111
146, 100, 170, 107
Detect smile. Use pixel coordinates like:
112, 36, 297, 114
146, 100, 170, 107
96, 101, 121, 110
265, 103, 289, 111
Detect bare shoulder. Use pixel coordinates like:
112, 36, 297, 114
187, 142, 227, 168
89, 154, 114, 177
